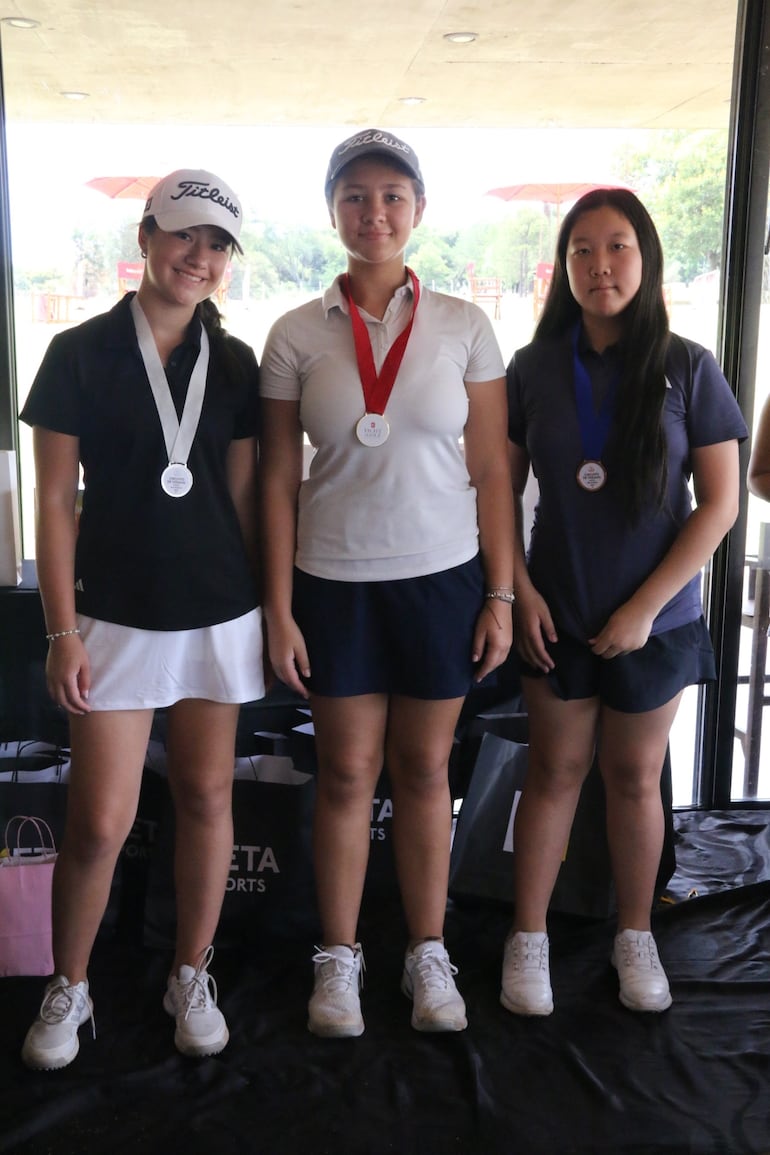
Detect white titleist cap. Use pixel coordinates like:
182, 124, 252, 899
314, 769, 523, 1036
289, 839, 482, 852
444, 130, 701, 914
142, 169, 243, 252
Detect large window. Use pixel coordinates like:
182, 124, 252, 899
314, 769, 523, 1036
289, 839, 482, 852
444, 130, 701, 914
2, 0, 765, 806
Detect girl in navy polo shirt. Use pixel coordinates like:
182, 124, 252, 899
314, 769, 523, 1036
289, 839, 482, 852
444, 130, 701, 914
19, 169, 263, 1068
504, 189, 747, 1016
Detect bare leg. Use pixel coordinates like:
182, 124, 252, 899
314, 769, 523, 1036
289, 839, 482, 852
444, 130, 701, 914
598, 694, 682, 932
52, 709, 154, 982
310, 693, 388, 945
164, 698, 240, 972
385, 695, 465, 941
513, 679, 599, 931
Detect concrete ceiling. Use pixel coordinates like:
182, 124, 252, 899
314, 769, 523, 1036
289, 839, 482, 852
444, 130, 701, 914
0, 0, 738, 130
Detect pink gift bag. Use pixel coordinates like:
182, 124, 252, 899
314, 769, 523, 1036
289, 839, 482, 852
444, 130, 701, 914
0, 816, 57, 977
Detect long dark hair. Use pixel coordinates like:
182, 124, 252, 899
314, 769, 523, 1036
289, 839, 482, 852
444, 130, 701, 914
536, 188, 670, 521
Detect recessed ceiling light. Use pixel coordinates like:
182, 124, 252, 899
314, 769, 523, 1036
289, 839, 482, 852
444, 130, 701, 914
443, 32, 478, 44
398, 96, 426, 106
1, 16, 40, 29
60, 91, 89, 100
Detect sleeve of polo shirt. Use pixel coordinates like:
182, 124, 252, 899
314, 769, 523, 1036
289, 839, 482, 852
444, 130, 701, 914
682, 341, 749, 447
19, 331, 82, 435
260, 313, 302, 401
505, 350, 527, 447
463, 303, 505, 383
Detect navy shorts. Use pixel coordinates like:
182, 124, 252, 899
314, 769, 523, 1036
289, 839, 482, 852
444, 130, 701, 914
292, 556, 485, 699
518, 617, 716, 714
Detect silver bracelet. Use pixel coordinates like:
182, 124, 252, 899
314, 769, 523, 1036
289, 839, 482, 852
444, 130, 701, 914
45, 628, 81, 641
485, 591, 515, 604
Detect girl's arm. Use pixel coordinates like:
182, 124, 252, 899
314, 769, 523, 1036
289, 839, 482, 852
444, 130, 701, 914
258, 397, 310, 696
32, 426, 91, 714
508, 440, 557, 671
464, 376, 514, 681
590, 439, 741, 657
748, 394, 770, 501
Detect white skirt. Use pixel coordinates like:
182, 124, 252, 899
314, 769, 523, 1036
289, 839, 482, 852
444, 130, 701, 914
77, 609, 265, 711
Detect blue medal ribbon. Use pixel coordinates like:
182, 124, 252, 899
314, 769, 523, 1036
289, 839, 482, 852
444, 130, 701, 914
572, 323, 618, 473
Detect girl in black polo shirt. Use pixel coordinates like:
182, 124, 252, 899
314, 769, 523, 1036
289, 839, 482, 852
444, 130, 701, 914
19, 169, 263, 1069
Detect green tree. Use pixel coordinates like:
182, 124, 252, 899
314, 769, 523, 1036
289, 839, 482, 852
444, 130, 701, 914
485, 210, 550, 291
408, 235, 456, 289
615, 129, 728, 283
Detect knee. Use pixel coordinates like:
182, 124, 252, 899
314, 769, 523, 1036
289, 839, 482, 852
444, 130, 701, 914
171, 777, 232, 823
61, 810, 131, 865
388, 759, 448, 802
317, 759, 379, 809
527, 756, 591, 798
603, 763, 662, 805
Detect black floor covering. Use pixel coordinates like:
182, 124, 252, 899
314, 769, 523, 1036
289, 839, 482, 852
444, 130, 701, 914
1, 810, 769, 1155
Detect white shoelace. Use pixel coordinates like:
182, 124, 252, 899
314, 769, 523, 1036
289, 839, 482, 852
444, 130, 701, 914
40, 980, 96, 1039
312, 946, 364, 992
619, 934, 662, 972
411, 950, 458, 991
512, 937, 549, 972
180, 945, 219, 1020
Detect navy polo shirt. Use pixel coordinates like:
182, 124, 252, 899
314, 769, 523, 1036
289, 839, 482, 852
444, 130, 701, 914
507, 330, 748, 642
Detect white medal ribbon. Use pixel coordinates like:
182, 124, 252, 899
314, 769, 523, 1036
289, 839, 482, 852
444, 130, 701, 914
130, 296, 208, 496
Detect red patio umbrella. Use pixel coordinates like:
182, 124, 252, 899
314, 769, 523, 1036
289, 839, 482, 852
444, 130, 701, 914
486, 181, 630, 224
85, 176, 160, 200
486, 180, 612, 205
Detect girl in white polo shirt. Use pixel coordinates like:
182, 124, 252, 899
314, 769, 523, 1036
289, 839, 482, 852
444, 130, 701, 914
260, 130, 514, 1036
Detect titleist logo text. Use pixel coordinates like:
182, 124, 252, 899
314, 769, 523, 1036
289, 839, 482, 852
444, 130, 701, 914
168, 180, 240, 220
338, 131, 411, 160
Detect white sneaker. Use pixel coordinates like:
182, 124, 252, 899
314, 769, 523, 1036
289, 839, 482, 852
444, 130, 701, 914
308, 943, 365, 1037
612, 929, 672, 1012
21, 976, 95, 1070
401, 941, 467, 1032
163, 945, 229, 1056
500, 931, 554, 1016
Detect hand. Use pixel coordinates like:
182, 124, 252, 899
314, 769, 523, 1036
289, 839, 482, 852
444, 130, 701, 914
589, 602, 655, 659
45, 635, 92, 715
512, 588, 557, 673
265, 616, 311, 699
471, 600, 513, 682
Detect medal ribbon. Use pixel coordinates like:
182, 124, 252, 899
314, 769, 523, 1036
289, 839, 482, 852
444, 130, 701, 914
572, 323, 618, 463
341, 268, 420, 416
130, 295, 208, 467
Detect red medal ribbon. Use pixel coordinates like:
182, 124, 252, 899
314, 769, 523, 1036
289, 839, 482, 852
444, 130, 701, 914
341, 268, 420, 416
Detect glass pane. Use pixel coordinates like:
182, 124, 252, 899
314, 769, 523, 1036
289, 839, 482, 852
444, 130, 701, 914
738, 187, 770, 802
3, 128, 738, 808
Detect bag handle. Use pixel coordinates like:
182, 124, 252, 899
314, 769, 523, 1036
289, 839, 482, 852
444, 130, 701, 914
3, 815, 57, 856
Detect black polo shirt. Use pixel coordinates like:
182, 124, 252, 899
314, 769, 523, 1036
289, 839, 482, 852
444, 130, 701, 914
20, 294, 260, 630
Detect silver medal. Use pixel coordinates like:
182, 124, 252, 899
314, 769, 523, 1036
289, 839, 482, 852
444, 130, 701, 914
356, 413, 390, 447
160, 462, 194, 498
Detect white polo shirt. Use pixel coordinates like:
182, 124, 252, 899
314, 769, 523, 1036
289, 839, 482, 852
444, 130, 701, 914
260, 277, 505, 582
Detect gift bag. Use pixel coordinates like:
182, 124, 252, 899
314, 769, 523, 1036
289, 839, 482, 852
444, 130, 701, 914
0, 815, 57, 976
144, 754, 319, 949
0, 749, 69, 845
449, 732, 530, 909
449, 731, 615, 918
449, 731, 675, 920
